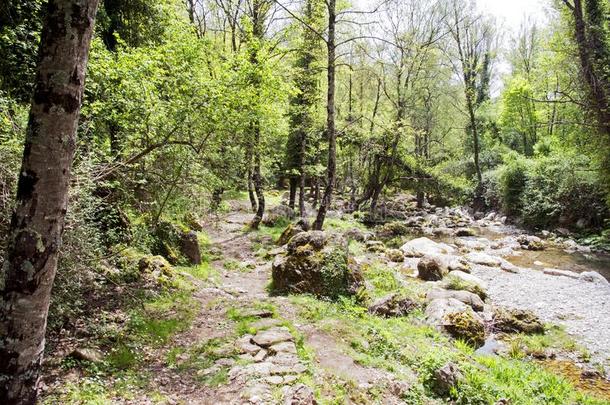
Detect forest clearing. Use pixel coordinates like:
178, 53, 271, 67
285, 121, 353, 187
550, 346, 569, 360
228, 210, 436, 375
1, 0, 610, 404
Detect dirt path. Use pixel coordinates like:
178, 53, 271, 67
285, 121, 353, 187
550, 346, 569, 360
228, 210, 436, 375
145, 202, 402, 404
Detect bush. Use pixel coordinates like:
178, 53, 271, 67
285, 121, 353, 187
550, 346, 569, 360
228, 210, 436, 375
483, 151, 608, 230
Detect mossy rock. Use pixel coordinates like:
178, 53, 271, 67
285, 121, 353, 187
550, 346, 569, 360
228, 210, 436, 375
138, 255, 175, 286
493, 307, 544, 334
277, 223, 305, 246
376, 221, 410, 239
272, 231, 364, 299
151, 220, 201, 265
386, 249, 404, 263
444, 311, 486, 347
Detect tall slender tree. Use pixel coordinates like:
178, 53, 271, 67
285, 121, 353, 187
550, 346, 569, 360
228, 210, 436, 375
0, 0, 100, 403
285, 0, 323, 218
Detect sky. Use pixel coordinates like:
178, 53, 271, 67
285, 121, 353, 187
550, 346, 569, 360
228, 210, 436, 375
477, 0, 551, 37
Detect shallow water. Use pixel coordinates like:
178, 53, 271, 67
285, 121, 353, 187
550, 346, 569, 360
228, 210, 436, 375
507, 247, 610, 281
468, 225, 610, 281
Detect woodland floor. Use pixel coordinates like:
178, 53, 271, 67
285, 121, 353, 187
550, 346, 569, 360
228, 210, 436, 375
41, 195, 610, 404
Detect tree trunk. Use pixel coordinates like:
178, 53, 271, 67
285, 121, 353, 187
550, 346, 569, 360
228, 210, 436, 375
288, 177, 297, 209
312, 0, 336, 230
0, 0, 100, 403
248, 162, 258, 213
569, 0, 610, 136
466, 96, 483, 185
251, 148, 265, 229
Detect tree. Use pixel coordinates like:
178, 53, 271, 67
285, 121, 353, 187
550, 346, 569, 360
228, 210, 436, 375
0, 0, 100, 402
562, 0, 609, 136
285, 0, 324, 217
447, 0, 495, 189
311, 0, 337, 230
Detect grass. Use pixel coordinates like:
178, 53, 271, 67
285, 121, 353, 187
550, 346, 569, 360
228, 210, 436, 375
289, 292, 610, 404
44, 266, 203, 403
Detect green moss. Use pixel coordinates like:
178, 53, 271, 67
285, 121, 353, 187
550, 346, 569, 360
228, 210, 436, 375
444, 276, 487, 300
444, 311, 486, 347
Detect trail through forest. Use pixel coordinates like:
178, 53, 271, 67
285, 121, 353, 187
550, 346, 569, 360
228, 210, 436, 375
101, 197, 610, 404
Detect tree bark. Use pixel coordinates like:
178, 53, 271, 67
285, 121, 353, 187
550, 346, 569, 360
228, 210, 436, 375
0, 0, 100, 403
568, 0, 610, 136
288, 177, 297, 209
312, 0, 336, 230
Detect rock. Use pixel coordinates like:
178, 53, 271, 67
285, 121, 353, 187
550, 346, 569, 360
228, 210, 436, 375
465, 252, 501, 267
368, 293, 418, 317
252, 327, 294, 347
266, 375, 284, 385
543, 268, 579, 279
270, 341, 297, 355
376, 222, 410, 239
69, 348, 104, 363
344, 227, 373, 242
517, 235, 544, 251
277, 223, 305, 246
180, 230, 201, 264
272, 232, 365, 299
433, 362, 464, 396
493, 307, 544, 334
138, 255, 174, 283
455, 228, 476, 237
425, 298, 468, 325
579, 271, 609, 285
475, 336, 505, 356
426, 289, 485, 311
443, 271, 488, 300
284, 384, 317, 405
365, 240, 386, 253
386, 249, 404, 263
151, 220, 185, 264
263, 205, 296, 226
253, 349, 268, 362
237, 334, 262, 354
417, 255, 448, 281
499, 260, 520, 274
400, 237, 455, 257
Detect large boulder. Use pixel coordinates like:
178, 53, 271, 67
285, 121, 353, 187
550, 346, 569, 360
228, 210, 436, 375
272, 231, 364, 299
425, 298, 485, 346
400, 237, 454, 258
426, 288, 485, 312
417, 255, 448, 281
493, 308, 544, 334
277, 222, 306, 246
180, 230, 201, 264
152, 220, 200, 265
375, 222, 410, 239
263, 205, 296, 226
368, 293, 418, 317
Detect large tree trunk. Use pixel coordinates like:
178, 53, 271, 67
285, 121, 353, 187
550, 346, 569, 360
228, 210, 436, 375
0, 0, 100, 403
312, 0, 336, 230
568, 0, 610, 136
